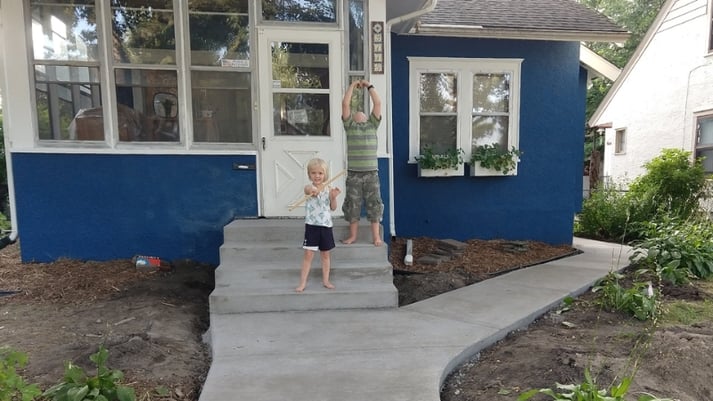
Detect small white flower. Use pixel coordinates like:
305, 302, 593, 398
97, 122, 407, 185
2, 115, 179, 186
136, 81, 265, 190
647, 283, 654, 297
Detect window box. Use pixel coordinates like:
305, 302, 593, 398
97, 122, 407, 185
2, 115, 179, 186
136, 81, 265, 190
469, 161, 516, 176
418, 164, 465, 177
469, 144, 522, 176
415, 147, 465, 177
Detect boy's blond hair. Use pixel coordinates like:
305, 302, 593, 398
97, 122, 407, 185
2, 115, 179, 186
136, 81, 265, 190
306, 158, 330, 181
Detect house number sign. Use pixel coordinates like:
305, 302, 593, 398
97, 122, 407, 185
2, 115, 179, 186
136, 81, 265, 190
371, 21, 384, 74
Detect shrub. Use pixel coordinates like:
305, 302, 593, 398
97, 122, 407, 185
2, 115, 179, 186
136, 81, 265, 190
627, 148, 708, 223
575, 184, 631, 242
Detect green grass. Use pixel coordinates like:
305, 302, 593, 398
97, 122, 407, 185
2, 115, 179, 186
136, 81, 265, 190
660, 299, 713, 326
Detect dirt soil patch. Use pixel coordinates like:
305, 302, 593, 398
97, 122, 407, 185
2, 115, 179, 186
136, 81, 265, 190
1, 238, 712, 401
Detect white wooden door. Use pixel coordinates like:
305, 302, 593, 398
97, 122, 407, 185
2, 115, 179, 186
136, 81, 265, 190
257, 29, 345, 217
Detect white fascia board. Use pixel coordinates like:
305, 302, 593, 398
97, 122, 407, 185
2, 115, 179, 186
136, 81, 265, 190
580, 44, 621, 82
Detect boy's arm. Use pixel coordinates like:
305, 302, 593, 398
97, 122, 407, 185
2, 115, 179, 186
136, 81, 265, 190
362, 80, 382, 119
342, 80, 359, 120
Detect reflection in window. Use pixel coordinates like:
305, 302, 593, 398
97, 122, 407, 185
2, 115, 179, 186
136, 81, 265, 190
273, 93, 330, 136
262, 0, 336, 23
419, 73, 457, 153
111, 0, 176, 64
271, 42, 331, 136
271, 42, 329, 89
348, 0, 364, 71
114, 69, 179, 142
31, 0, 98, 62
35, 65, 102, 140
31, 0, 101, 141
191, 71, 252, 143
471, 73, 510, 149
189, 0, 250, 66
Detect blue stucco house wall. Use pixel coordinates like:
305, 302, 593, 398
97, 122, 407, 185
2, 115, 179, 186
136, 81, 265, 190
12, 154, 258, 265
390, 34, 585, 245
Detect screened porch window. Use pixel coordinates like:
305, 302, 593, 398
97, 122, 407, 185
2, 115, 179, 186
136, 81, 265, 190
30, 0, 101, 141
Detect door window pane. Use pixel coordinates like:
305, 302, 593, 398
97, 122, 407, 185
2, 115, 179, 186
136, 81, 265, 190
111, 0, 176, 64
35, 65, 102, 140
273, 93, 330, 136
262, 0, 336, 23
271, 42, 329, 89
189, 0, 250, 66
115, 68, 179, 142
30, 0, 99, 62
192, 71, 252, 143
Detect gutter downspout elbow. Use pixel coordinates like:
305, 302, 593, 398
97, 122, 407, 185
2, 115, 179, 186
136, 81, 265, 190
385, 0, 438, 239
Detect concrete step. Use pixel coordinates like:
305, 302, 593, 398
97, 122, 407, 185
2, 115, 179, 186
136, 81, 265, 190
210, 279, 398, 313
210, 218, 398, 314
223, 218, 383, 244
219, 241, 388, 263
215, 260, 392, 283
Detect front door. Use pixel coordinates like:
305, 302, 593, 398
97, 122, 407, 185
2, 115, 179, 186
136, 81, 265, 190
258, 29, 344, 217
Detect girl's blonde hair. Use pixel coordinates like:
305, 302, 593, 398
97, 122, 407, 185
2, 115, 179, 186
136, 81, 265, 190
306, 158, 329, 180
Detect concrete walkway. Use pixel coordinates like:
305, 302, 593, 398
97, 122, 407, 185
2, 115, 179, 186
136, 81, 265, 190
198, 237, 631, 401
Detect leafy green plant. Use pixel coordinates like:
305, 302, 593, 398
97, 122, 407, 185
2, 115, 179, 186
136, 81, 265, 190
415, 146, 464, 170
470, 143, 522, 174
43, 346, 136, 401
631, 216, 713, 285
518, 368, 673, 401
0, 347, 42, 401
591, 272, 659, 320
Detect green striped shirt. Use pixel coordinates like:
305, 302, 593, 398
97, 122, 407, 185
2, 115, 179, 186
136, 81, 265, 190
343, 113, 381, 171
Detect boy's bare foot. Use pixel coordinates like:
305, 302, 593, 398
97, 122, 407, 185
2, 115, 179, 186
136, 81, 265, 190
323, 281, 335, 289
340, 237, 356, 245
373, 238, 383, 247
295, 284, 306, 292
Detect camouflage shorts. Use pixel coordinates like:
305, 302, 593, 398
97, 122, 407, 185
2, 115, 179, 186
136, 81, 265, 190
342, 170, 384, 223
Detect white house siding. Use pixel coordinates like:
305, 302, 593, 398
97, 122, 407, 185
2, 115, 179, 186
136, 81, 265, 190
593, 0, 712, 185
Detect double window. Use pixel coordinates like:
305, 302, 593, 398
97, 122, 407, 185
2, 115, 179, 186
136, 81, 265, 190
408, 57, 522, 162
695, 114, 713, 173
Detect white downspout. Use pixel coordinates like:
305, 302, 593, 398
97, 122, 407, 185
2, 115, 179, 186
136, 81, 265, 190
385, 0, 438, 238
0, 3, 18, 248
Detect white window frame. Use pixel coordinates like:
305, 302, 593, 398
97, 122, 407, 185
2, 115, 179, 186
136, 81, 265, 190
614, 128, 626, 154
695, 112, 713, 173
407, 57, 522, 163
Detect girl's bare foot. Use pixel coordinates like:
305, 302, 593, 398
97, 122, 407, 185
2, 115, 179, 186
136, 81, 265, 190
323, 281, 335, 289
340, 237, 356, 245
295, 284, 306, 292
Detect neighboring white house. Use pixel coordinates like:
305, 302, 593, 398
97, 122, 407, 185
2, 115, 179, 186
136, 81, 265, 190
589, 0, 713, 185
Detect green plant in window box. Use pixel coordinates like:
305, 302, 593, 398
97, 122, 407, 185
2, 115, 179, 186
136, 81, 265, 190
415, 146, 465, 177
470, 143, 522, 176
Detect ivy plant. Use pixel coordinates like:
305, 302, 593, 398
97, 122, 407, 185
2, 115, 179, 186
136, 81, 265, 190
415, 146, 464, 170
470, 143, 522, 174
